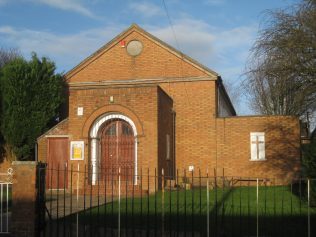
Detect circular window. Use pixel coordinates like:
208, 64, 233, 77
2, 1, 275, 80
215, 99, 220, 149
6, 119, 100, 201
126, 40, 143, 56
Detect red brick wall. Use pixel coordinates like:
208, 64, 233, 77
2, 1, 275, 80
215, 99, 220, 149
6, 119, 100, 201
68, 29, 210, 83
67, 85, 160, 189
11, 161, 37, 236
159, 80, 217, 175
215, 116, 301, 182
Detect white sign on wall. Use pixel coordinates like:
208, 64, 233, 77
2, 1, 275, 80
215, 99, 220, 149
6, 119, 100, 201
77, 107, 83, 116
70, 141, 84, 161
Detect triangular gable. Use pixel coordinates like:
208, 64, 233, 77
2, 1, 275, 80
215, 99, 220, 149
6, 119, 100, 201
66, 24, 218, 83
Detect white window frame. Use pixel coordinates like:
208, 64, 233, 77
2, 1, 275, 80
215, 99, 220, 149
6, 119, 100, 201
250, 132, 266, 161
166, 134, 170, 160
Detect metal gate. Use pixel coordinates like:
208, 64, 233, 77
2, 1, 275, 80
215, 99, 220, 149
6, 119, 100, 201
0, 168, 13, 234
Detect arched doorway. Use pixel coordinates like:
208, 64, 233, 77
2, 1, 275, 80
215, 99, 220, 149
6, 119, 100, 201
99, 119, 135, 183
89, 113, 138, 185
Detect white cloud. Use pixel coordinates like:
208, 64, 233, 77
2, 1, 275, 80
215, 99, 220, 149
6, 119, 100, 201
0, 19, 257, 78
0, 26, 17, 35
148, 18, 257, 74
129, 2, 163, 18
215, 26, 257, 50
0, 25, 122, 72
35, 0, 95, 17
204, 0, 226, 6
148, 19, 216, 65
0, 0, 96, 17
0, 0, 8, 6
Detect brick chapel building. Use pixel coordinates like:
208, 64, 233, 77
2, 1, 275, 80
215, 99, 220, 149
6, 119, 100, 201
37, 24, 301, 190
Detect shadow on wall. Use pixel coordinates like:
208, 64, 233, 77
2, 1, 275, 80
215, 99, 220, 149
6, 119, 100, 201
257, 121, 301, 182
11, 199, 37, 235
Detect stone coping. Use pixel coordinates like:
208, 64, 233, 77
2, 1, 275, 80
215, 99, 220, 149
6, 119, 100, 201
12, 161, 37, 166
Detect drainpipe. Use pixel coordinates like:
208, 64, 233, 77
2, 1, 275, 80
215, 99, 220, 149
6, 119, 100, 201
172, 110, 176, 179
35, 141, 38, 162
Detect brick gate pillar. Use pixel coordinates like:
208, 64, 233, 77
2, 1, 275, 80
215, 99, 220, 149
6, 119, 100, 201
11, 161, 38, 237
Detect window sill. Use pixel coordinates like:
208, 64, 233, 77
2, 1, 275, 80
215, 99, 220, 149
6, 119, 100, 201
249, 159, 266, 162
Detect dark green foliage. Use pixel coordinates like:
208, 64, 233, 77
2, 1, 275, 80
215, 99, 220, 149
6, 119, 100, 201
0, 48, 21, 158
0, 53, 64, 160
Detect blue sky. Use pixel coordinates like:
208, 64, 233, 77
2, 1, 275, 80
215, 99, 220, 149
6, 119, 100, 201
0, 0, 300, 114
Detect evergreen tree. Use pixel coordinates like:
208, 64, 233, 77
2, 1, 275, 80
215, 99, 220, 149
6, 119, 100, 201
0, 53, 64, 160
0, 48, 21, 158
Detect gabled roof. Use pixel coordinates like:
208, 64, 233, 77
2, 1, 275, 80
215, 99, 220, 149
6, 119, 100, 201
65, 23, 219, 80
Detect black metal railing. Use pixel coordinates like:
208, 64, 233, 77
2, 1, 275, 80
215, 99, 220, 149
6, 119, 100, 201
37, 165, 316, 237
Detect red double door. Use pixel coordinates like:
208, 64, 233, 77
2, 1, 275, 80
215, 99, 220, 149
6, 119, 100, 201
100, 119, 135, 183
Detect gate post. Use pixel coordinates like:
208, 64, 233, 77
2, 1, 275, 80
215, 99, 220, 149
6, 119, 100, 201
11, 161, 38, 237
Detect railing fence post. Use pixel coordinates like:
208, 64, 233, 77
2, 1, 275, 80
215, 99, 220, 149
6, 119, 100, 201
118, 167, 121, 237
214, 168, 218, 237
207, 169, 209, 237
63, 163, 66, 237
308, 178, 310, 237
6, 183, 9, 233
76, 163, 80, 237
57, 164, 60, 236
191, 170, 194, 236
1, 183, 3, 233
162, 168, 165, 237
256, 178, 259, 237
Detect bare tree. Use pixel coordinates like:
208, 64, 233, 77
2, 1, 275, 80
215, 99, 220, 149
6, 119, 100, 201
244, 0, 316, 117
0, 47, 21, 68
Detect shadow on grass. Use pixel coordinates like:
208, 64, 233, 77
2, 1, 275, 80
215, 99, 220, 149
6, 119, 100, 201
47, 212, 316, 237
45, 186, 316, 237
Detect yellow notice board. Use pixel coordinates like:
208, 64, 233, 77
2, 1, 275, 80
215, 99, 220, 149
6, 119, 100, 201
70, 141, 84, 160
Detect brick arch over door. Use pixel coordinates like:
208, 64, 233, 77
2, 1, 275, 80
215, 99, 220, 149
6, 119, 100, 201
89, 113, 138, 185
82, 104, 144, 138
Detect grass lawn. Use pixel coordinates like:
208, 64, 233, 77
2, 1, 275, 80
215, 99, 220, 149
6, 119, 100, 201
66, 185, 316, 236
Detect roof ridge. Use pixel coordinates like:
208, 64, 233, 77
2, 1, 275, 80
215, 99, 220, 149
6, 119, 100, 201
65, 23, 219, 80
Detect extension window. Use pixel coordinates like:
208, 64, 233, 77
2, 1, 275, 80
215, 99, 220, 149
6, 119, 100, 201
250, 132, 266, 161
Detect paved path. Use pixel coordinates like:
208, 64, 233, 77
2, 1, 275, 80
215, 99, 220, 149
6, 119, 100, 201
45, 193, 118, 220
